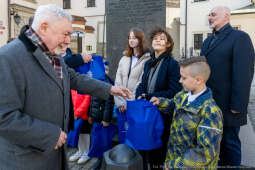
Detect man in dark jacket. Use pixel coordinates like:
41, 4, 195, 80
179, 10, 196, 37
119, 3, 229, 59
201, 6, 255, 168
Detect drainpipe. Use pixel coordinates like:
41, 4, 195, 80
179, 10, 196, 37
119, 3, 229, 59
102, 14, 106, 58
184, 0, 188, 58
8, 0, 11, 39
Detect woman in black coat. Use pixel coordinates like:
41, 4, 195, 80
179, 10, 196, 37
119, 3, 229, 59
136, 27, 182, 170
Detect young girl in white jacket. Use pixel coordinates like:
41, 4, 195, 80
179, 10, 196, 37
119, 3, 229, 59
114, 27, 150, 112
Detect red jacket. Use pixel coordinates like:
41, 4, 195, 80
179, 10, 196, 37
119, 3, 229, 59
71, 90, 91, 120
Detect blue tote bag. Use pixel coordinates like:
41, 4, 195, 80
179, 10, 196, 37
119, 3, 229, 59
125, 99, 164, 150
76, 55, 105, 81
67, 118, 84, 147
89, 55, 105, 81
116, 109, 128, 144
88, 123, 116, 158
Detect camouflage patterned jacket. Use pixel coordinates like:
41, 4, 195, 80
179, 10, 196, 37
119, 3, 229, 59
158, 88, 223, 169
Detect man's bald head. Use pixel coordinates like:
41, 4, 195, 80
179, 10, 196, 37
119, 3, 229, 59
208, 6, 231, 30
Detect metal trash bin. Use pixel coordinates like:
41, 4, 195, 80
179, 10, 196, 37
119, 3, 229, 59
102, 144, 143, 170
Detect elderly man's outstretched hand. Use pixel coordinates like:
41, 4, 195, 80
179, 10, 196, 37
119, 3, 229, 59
110, 86, 132, 99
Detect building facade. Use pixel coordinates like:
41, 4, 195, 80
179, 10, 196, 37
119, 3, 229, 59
0, 0, 9, 46
0, 0, 63, 47
166, 0, 181, 59
64, 0, 105, 55
231, 2, 255, 47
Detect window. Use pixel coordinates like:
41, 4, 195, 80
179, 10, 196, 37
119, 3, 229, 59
78, 37, 82, 53
193, 0, 207, 2
87, 0, 96, 7
86, 45, 92, 51
194, 34, 203, 50
63, 0, 71, 9
24, 0, 37, 3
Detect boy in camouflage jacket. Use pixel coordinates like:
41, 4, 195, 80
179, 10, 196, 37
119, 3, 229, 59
151, 56, 223, 169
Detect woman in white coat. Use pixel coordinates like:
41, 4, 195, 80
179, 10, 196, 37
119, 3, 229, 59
114, 27, 150, 112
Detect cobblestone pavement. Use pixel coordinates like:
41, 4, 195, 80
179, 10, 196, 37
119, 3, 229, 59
240, 76, 255, 167
67, 147, 98, 170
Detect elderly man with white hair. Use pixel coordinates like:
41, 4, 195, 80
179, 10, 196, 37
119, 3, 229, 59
0, 4, 131, 170
201, 6, 254, 168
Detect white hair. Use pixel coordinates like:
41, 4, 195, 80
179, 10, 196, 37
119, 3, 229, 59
32, 4, 72, 30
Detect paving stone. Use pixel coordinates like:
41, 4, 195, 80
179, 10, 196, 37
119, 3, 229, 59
240, 76, 255, 167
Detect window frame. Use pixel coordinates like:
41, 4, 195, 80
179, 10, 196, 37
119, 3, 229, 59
193, 33, 203, 50
86, 45, 93, 51
193, 0, 207, 2
63, 0, 71, 9
87, 0, 96, 8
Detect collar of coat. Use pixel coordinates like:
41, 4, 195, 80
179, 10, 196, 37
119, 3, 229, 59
176, 88, 214, 115
212, 23, 230, 35
18, 27, 37, 53
149, 51, 171, 67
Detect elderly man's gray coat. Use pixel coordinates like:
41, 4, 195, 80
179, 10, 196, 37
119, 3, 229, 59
0, 32, 111, 170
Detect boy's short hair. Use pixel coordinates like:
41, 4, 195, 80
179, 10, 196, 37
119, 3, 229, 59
180, 56, 211, 82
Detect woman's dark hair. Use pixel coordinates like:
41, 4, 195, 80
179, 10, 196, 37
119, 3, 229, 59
124, 27, 146, 58
149, 26, 174, 56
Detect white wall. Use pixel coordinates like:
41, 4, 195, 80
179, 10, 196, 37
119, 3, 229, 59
166, 7, 180, 29
166, 7, 180, 58
37, 0, 62, 7
84, 16, 105, 54
66, 0, 105, 16
231, 13, 255, 47
11, 0, 37, 9
66, 0, 105, 54
0, 0, 9, 47
180, 0, 252, 57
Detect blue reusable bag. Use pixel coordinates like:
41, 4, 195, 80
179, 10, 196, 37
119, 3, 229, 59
75, 55, 105, 81
75, 63, 89, 75
89, 55, 105, 81
125, 99, 164, 150
75, 55, 106, 94
116, 109, 127, 144
88, 123, 116, 158
67, 118, 84, 147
